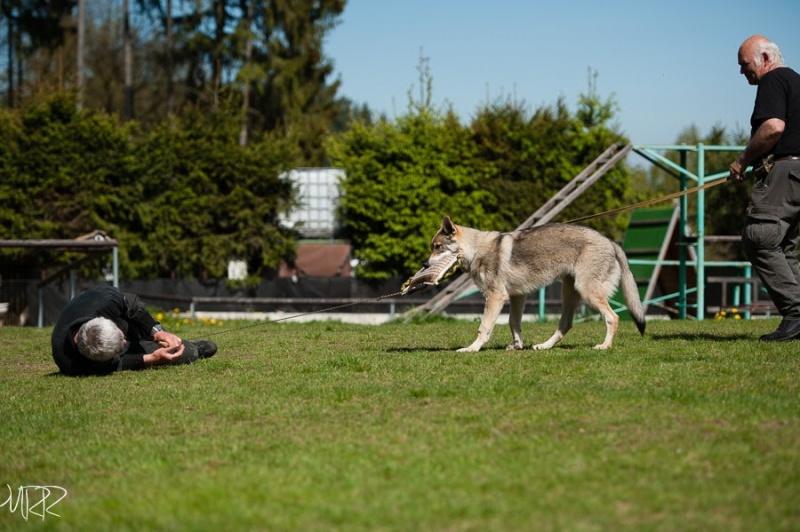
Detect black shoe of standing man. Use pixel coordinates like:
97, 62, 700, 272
759, 319, 800, 342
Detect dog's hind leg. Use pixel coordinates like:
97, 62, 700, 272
506, 294, 526, 350
586, 297, 619, 350
532, 276, 580, 350
458, 290, 506, 352
576, 274, 619, 349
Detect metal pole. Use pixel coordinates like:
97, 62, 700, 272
113, 246, 119, 288
76, 0, 84, 109
744, 265, 753, 320
679, 150, 688, 319
538, 287, 546, 322
38, 287, 43, 328
696, 143, 706, 319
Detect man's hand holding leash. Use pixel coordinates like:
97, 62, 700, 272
728, 159, 747, 182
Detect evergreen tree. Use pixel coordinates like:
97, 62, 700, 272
471, 72, 633, 240
246, 0, 345, 163
1, 0, 78, 106
0, 94, 300, 281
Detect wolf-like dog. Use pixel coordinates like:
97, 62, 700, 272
427, 216, 646, 352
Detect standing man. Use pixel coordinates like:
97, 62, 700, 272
729, 35, 800, 341
52, 285, 217, 376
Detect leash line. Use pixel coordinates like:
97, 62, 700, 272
191, 290, 407, 339
565, 179, 728, 224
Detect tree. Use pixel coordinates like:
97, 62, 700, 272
330, 96, 377, 133
326, 58, 496, 279
471, 72, 633, 240
327, 109, 497, 280
558, 70, 633, 240
126, 0, 344, 162
245, 0, 345, 162
0, 92, 139, 274
1, 0, 78, 106
0, 93, 300, 281
128, 104, 301, 280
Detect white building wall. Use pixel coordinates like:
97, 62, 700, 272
281, 167, 345, 239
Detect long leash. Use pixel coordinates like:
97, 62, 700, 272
564, 178, 727, 224
192, 179, 730, 339
193, 290, 406, 339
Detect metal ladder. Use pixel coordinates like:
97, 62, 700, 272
403, 143, 632, 318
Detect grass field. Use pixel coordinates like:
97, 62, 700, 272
1, 315, 799, 531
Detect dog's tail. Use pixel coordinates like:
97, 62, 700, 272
614, 244, 646, 335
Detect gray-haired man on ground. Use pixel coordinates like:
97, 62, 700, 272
51, 285, 216, 376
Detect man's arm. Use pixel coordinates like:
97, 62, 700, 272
122, 292, 184, 353
730, 118, 785, 180
121, 292, 160, 337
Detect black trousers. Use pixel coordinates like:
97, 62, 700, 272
742, 159, 800, 319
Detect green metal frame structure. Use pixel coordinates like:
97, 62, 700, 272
632, 143, 753, 320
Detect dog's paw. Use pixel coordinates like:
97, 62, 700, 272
531, 343, 553, 351
505, 343, 523, 351
592, 343, 611, 350
457, 345, 480, 353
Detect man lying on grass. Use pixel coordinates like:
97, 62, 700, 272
51, 285, 217, 377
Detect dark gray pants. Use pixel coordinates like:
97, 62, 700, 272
742, 160, 800, 319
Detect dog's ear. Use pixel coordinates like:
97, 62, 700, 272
441, 216, 456, 236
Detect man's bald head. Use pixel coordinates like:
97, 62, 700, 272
738, 35, 784, 85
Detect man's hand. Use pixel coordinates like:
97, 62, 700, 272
143, 343, 186, 366
153, 329, 182, 350
145, 329, 185, 366
729, 160, 746, 182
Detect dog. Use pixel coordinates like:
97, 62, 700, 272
426, 216, 646, 352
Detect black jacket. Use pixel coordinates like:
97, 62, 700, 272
51, 285, 159, 376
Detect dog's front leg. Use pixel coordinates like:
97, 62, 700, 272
458, 290, 505, 352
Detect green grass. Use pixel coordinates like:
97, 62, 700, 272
1, 317, 799, 531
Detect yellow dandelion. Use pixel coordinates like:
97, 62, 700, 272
173, 308, 181, 314
155, 312, 164, 321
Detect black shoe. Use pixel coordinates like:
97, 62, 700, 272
759, 319, 800, 341
194, 340, 218, 359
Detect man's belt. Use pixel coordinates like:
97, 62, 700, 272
754, 154, 800, 178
